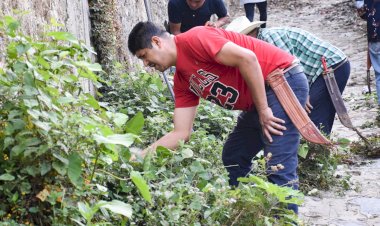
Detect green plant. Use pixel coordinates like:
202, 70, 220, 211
0, 16, 142, 224
298, 138, 350, 193
0, 15, 304, 225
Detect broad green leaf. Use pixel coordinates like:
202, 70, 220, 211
58, 96, 77, 104
68, 152, 83, 187
37, 56, 50, 69
47, 31, 78, 44
11, 144, 26, 157
84, 93, 100, 109
40, 49, 60, 56
16, 43, 30, 55
14, 61, 28, 74
130, 171, 152, 204
0, 173, 15, 181
75, 61, 102, 72
24, 166, 38, 177
298, 143, 309, 159
20, 182, 31, 194
125, 112, 144, 135
77, 202, 94, 222
7, 42, 18, 58
24, 99, 39, 108
34, 121, 51, 132
93, 134, 138, 148
181, 148, 193, 159
103, 200, 132, 218
4, 16, 20, 36
23, 137, 41, 147
70, 219, 86, 226
51, 61, 64, 70
190, 161, 205, 173
8, 110, 22, 119
3, 137, 14, 150
58, 51, 70, 59
40, 161, 51, 176
52, 161, 67, 176
112, 112, 128, 128
53, 153, 69, 164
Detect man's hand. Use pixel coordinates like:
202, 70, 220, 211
258, 107, 286, 143
205, 21, 218, 28
129, 147, 149, 162
305, 95, 313, 114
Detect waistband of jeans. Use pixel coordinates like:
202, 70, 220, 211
283, 60, 303, 77
331, 58, 348, 70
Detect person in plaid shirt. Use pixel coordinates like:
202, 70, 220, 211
356, 0, 380, 106
227, 17, 350, 135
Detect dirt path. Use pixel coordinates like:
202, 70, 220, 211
228, 0, 380, 225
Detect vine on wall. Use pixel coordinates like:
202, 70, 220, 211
88, 0, 120, 74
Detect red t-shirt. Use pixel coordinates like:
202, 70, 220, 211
173, 26, 295, 111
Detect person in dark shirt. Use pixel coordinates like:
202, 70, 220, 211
356, 0, 380, 106
168, 0, 230, 35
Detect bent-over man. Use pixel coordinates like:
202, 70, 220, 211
128, 21, 309, 213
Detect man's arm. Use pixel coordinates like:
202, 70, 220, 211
169, 22, 182, 35
214, 42, 286, 142
168, 0, 182, 35
141, 106, 197, 157
205, 15, 230, 28
216, 15, 230, 27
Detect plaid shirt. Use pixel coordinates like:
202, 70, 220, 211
257, 27, 346, 86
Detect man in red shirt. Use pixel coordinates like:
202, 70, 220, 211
128, 22, 309, 213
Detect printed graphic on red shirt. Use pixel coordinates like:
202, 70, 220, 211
189, 69, 239, 110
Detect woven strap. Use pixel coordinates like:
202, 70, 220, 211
266, 69, 332, 145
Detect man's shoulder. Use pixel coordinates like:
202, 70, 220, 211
209, 0, 225, 4
168, 0, 185, 7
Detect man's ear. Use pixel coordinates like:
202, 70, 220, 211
151, 36, 162, 48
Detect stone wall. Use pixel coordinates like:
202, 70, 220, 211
116, 0, 168, 66
0, 0, 91, 44
0, 0, 238, 69
0, 0, 95, 93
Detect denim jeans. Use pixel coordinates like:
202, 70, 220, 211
222, 65, 309, 214
244, 1, 267, 28
369, 42, 380, 105
309, 60, 351, 135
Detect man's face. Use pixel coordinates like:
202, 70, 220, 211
135, 38, 169, 72
186, 0, 206, 10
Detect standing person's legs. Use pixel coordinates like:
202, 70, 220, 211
369, 42, 380, 105
244, 3, 255, 22
256, 1, 267, 28
264, 66, 309, 214
222, 110, 265, 186
309, 60, 350, 135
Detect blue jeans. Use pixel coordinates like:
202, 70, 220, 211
309, 60, 351, 135
244, 1, 267, 27
222, 65, 309, 214
369, 42, 380, 105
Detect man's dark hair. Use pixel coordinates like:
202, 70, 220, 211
128, 21, 167, 55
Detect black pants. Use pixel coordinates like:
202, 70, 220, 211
244, 1, 267, 28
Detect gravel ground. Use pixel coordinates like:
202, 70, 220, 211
228, 0, 380, 225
